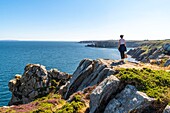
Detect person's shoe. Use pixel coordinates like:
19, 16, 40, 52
120, 60, 125, 64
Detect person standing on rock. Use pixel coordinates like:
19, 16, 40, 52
118, 35, 127, 63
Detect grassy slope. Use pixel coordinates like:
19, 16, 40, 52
116, 68, 170, 105
140, 40, 170, 50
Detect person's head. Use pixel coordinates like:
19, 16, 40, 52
120, 35, 124, 39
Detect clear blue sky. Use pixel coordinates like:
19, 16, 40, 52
0, 0, 170, 41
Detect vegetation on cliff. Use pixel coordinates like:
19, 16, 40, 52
127, 40, 170, 67
0, 93, 87, 113
116, 68, 170, 105
140, 40, 170, 56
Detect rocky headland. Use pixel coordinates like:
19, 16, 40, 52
0, 58, 170, 113
81, 39, 170, 67
127, 40, 170, 66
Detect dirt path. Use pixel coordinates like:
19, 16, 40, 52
98, 59, 170, 71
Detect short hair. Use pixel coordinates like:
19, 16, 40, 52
120, 35, 124, 38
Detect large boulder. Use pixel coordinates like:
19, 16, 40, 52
104, 85, 155, 113
65, 59, 116, 99
89, 75, 120, 113
8, 64, 49, 105
8, 64, 71, 105
65, 59, 94, 98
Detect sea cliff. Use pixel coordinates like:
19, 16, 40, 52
0, 58, 170, 113
127, 41, 170, 66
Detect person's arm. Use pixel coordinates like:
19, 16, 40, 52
118, 40, 120, 48
124, 39, 126, 46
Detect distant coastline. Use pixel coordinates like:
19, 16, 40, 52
79, 39, 170, 48
0, 40, 19, 42
79, 40, 145, 48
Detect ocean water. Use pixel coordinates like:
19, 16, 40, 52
0, 41, 134, 106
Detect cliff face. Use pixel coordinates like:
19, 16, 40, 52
5, 59, 170, 113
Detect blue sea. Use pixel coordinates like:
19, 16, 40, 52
0, 41, 134, 106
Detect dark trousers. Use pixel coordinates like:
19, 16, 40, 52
119, 44, 126, 59
120, 51, 125, 59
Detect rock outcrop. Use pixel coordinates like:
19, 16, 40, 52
8, 64, 71, 105
7, 59, 169, 113
64, 59, 169, 113
127, 43, 170, 66
164, 60, 170, 67
90, 75, 120, 113
163, 43, 170, 55
104, 85, 155, 113
65, 59, 116, 99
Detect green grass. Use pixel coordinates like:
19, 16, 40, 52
116, 68, 170, 104
56, 101, 85, 113
0, 92, 86, 113
56, 94, 86, 113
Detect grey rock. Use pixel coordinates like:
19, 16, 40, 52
90, 75, 120, 113
65, 59, 116, 99
163, 43, 170, 55
48, 68, 60, 78
76, 63, 106, 91
164, 59, 170, 67
132, 48, 145, 58
163, 105, 170, 113
104, 85, 155, 113
65, 59, 93, 98
89, 68, 116, 86
149, 48, 163, 59
8, 64, 71, 105
127, 48, 136, 56
8, 79, 17, 92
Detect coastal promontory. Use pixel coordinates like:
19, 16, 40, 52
0, 58, 170, 113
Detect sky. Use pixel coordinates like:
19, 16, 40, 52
0, 0, 170, 41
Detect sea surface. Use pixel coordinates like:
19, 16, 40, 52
0, 41, 134, 106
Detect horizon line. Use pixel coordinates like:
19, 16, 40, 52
0, 39, 169, 42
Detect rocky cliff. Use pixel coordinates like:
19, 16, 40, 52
127, 42, 170, 67
80, 40, 170, 67
1, 59, 170, 113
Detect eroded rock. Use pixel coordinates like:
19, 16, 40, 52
164, 60, 170, 67
65, 59, 116, 99
8, 64, 71, 105
104, 85, 155, 113
90, 75, 120, 113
